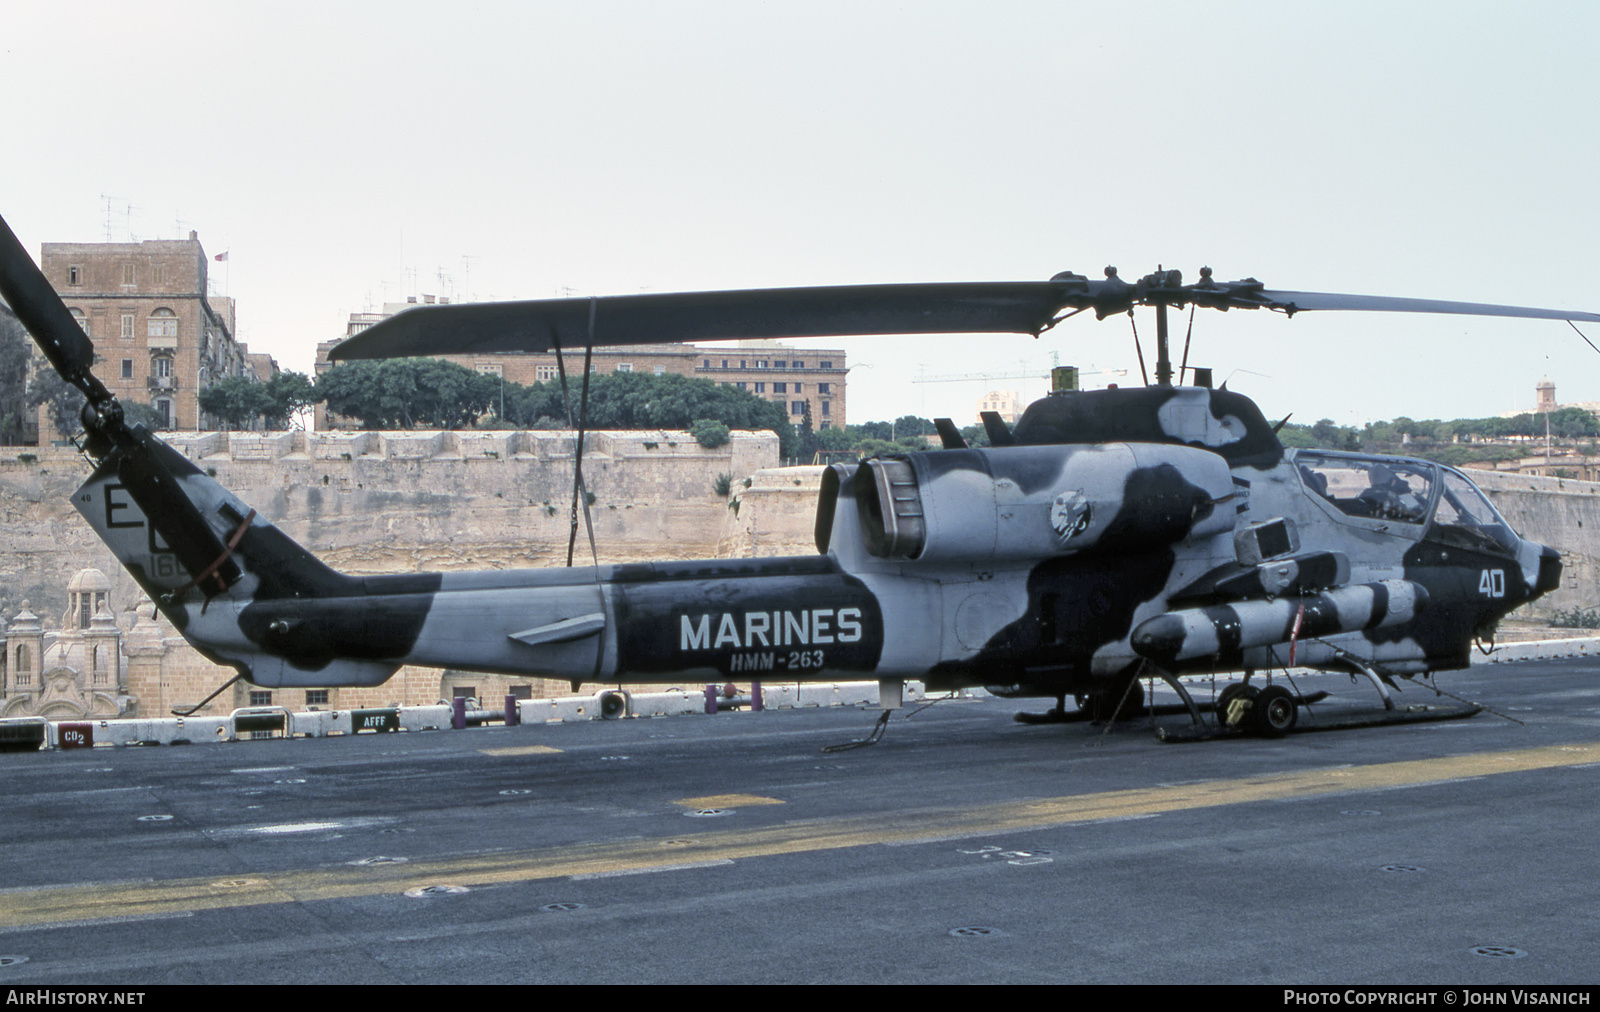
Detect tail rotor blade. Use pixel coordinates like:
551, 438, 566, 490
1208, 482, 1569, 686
0, 213, 111, 405
0, 212, 238, 598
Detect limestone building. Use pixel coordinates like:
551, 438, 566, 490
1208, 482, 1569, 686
317, 301, 848, 432
1, 570, 135, 719
40, 234, 256, 434
978, 390, 1023, 425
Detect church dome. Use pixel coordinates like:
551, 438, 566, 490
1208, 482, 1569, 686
67, 569, 111, 594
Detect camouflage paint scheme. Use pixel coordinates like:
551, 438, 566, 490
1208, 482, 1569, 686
73, 384, 1560, 703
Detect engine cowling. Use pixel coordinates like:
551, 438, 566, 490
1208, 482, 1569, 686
849, 443, 1236, 565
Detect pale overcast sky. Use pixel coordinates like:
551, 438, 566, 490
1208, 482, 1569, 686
3, 2, 1597, 429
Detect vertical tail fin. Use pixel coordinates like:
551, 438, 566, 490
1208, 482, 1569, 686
74, 438, 406, 688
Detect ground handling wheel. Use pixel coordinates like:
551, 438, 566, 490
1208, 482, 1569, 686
1247, 684, 1298, 738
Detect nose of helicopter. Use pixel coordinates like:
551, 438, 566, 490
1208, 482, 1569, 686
1534, 543, 1563, 599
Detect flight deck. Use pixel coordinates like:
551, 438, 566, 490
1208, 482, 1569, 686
2, 657, 1598, 985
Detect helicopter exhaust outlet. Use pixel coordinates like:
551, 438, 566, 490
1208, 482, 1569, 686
1129, 579, 1428, 666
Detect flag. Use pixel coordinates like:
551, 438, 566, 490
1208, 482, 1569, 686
214, 251, 229, 262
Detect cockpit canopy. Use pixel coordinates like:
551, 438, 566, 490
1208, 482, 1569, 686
1294, 450, 1519, 554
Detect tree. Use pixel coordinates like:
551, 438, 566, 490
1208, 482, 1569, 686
262, 372, 318, 429
199, 376, 273, 430
121, 400, 170, 431
1308, 418, 1359, 451
26, 358, 85, 443
0, 307, 32, 445
318, 359, 499, 429
690, 418, 730, 448
796, 400, 817, 462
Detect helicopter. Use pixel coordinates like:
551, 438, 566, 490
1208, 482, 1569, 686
0, 208, 1586, 738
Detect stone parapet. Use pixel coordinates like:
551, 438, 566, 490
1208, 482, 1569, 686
0, 430, 781, 628
718, 465, 829, 558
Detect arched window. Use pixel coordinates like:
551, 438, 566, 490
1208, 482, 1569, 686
69, 308, 90, 337
148, 308, 178, 338
14, 644, 29, 685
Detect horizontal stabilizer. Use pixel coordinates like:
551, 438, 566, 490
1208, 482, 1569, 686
510, 613, 607, 646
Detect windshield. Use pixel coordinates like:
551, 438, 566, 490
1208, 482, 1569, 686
1430, 468, 1519, 555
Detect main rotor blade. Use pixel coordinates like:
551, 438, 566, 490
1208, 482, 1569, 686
0, 213, 109, 401
330, 282, 1078, 360
1257, 289, 1600, 324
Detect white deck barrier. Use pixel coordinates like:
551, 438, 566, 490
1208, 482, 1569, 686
19, 640, 1592, 752
1470, 636, 1600, 664
0, 681, 931, 751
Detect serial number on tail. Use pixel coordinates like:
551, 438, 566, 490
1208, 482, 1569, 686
728, 649, 828, 672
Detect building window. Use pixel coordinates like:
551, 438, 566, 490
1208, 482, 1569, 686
148, 308, 178, 338
121, 359, 133, 379
249, 690, 272, 706
121, 263, 135, 287
616, 363, 633, 373
155, 398, 172, 428
793, 383, 802, 393
68, 265, 81, 286
154, 356, 173, 378
654, 365, 665, 376
475, 362, 503, 377
773, 382, 786, 394
536, 365, 558, 382
737, 382, 746, 390
703, 359, 711, 369
754, 382, 765, 393
821, 361, 833, 370
306, 690, 329, 707
721, 359, 728, 369
153, 264, 167, 285
774, 360, 786, 369
121, 313, 134, 339
818, 382, 830, 394
68, 309, 89, 336
821, 401, 830, 416
792, 401, 805, 414
792, 361, 804, 369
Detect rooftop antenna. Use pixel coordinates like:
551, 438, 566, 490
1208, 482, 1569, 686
461, 254, 479, 303
100, 195, 129, 241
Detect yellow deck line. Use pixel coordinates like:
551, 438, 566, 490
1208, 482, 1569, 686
5, 741, 1593, 929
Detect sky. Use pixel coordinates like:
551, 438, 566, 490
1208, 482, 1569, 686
2, 1, 1598, 431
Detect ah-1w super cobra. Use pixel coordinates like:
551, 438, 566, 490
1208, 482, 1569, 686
0, 209, 1586, 738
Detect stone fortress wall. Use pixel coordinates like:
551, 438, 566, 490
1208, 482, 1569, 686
0, 429, 776, 717
4, 435, 1600, 720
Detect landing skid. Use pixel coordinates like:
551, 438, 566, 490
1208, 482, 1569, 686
1012, 691, 1330, 725
1157, 702, 1481, 743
